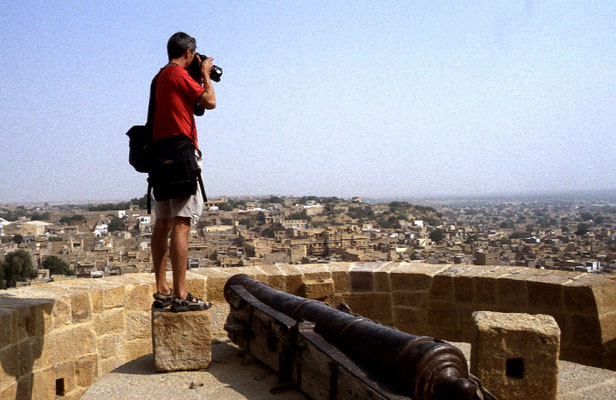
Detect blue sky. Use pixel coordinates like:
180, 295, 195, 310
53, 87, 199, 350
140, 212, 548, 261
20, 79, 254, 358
0, 1, 614, 202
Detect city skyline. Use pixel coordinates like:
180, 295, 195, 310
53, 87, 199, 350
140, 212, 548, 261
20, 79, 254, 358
1, 1, 615, 203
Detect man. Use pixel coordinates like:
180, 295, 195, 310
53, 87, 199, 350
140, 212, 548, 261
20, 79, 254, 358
151, 32, 216, 312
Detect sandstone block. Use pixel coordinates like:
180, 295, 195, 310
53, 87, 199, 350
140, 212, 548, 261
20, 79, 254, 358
31, 366, 54, 400
390, 271, 433, 292
95, 309, 125, 335
100, 355, 125, 375
392, 290, 428, 308
126, 311, 151, 341
97, 334, 124, 359
102, 286, 126, 309
0, 311, 12, 347
126, 338, 152, 360
429, 274, 455, 301
330, 270, 350, 293
75, 354, 98, 388
54, 360, 76, 394
300, 278, 335, 300
152, 308, 212, 371
51, 299, 71, 330
126, 284, 153, 311
393, 306, 428, 335
374, 270, 390, 292
496, 277, 528, 308
0, 345, 19, 388
350, 270, 374, 292
90, 290, 103, 314
527, 281, 563, 310
471, 311, 560, 400
346, 292, 392, 325
71, 293, 91, 322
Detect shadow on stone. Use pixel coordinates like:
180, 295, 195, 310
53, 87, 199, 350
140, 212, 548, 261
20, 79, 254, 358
0, 293, 55, 399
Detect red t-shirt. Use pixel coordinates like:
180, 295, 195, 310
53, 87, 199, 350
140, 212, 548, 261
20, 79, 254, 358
153, 65, 205, 149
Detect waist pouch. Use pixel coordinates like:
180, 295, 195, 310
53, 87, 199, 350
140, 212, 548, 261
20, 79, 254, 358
147, 135, 205, 205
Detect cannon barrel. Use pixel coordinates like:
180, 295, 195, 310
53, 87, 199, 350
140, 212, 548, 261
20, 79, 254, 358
224, 274, 476, 400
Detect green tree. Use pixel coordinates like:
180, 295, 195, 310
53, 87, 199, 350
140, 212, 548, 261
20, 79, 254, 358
107, 218, 125, 232
41, 256, 72, 275
12, 234, 24, 245
575, 223, 589, 236
1, 250, 36, 288
218, 202, 233, 211
429, 229, 445, 243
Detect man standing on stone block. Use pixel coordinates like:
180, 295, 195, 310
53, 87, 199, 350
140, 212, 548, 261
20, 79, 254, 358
150, 32, 215, 312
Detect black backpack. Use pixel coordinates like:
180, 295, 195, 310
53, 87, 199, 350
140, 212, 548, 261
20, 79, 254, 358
126, 68, 207, 213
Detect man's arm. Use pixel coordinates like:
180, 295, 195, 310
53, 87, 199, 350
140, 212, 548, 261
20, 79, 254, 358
197, 57, 216, 110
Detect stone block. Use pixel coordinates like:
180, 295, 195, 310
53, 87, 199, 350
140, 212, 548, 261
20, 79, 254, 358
373, 270, 391, 292
284, 272, 304, 295
102, 286, 126, 309
126, 311, 151, 341
0, 311, 12, 347
300, 279, 334, 300
126, 338, 152, 360
471, 311, 560, 400
95, 309, 125, 335
75, 354, 98, 388
393, 306, 428, 335
429, 274, 454, 301
100, 355, 125, 375
51, 299, 73, 329
185, 276, 207, 299
126, 284, 153, 311
473, 276, 496, 305
152, 308, 212, 371
330, 270, 350, 293
97, 334, 124, 359
90, 290, 103, 314
527, 281, 563, 311
390, 270, 434, 292
570, 313, 602, 343
31, 366, 54, 400
204, 275, 229, 302
53, 325, 95, 363
454, 275, 474, 303
0, 345, 19, 388
346, 292, 392, 325
427, 300, 457, 332
300, 265, 331, 281
392, 291, 427, 308
70, 293, 91, 323
350, 270, 374, 292
496, 277, 528, 309
54, 360, 76, 394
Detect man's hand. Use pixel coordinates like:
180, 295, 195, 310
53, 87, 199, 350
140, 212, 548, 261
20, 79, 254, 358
197, 56, 216, 110
200, 57, 214, 83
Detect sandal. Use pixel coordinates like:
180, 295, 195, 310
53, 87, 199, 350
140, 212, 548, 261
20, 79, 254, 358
171, 293, 212, 312
153, 289, 174, 308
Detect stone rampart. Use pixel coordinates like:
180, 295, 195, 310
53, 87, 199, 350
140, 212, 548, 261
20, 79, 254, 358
0, 262, 614, 399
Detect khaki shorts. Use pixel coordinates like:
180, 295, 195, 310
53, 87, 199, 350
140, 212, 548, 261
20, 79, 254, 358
153, 150, 204, 223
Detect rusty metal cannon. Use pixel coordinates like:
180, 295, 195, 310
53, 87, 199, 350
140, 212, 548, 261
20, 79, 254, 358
224, 274, 486, 400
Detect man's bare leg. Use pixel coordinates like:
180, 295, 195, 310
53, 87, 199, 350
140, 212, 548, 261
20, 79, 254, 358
169, 216, 192, 299
152, 218, 172, 295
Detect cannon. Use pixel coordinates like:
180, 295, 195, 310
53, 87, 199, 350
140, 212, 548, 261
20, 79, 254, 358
224, 274, 486, 400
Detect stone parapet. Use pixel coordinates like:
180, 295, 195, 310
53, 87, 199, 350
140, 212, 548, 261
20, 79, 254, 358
471, 311, 561, 400
0, 262, 614, 399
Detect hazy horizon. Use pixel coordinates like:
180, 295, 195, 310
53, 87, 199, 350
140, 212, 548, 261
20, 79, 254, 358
1, 1, 615, 203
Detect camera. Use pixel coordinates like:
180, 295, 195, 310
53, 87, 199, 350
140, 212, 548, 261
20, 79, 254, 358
188, 53, 223, 83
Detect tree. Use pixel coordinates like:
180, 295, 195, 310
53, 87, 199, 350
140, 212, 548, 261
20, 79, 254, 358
107, 218, 125, 232
575, 223, 589, 236
1, 250, 36, 288
12, 234, 24, 245
41, 256, 72, 275
429, 229, 445, 243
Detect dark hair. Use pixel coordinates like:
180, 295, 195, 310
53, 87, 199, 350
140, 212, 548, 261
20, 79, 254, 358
167, 32, 196, 60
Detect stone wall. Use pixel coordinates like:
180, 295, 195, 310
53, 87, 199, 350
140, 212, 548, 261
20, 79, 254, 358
0, 262, 614, 399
